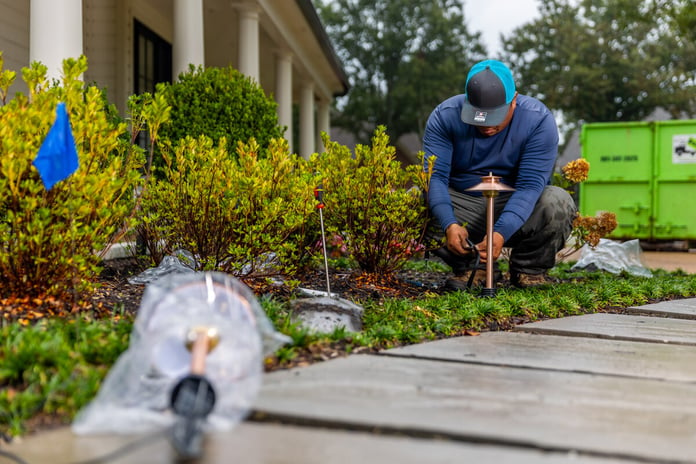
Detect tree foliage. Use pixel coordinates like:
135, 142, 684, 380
500, 0, 696, 126
316, 0, 485, 144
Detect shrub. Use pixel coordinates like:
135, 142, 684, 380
153, 65, 283, 165
312, 126, 433, 274
137, 136, 318, 277
0, 56, 144, 302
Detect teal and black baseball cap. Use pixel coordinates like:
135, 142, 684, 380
461, 60, 516, 127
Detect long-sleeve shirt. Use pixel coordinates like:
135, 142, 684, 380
423, 94, 558, 241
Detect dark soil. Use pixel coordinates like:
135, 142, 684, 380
94, 257, 150, 314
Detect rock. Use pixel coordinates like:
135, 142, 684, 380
289, 296, 364, 333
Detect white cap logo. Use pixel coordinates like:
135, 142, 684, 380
474, 111, 487, 123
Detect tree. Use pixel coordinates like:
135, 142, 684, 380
317, 0, 486, 145
499, 0, 696, 128
662, 0, 696, 95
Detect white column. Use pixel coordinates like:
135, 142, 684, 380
238, 8, 260, 81
30, 0, 83, 81
173, 0, 205, 77
275, 52, 293, 152
317, 100, 330, 152
299, 82, 315, 159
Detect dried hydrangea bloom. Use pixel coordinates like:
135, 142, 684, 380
572, 211, 618, 247
562, 158, 590, 184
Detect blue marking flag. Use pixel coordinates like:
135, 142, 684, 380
33, 102, 79, 190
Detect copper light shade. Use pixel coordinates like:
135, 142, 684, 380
466, 174, 516, 194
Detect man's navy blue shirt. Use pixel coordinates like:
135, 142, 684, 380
423, 94, 558, 240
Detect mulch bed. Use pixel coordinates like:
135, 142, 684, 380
107, 257, 459, 314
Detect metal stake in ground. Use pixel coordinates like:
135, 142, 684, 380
169, 326, 219, 459
466, 173, 515, 297
314, 184, 332, 298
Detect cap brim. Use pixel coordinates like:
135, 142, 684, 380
460, 98, 510, 127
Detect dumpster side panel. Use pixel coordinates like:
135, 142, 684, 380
579, 123, 653, 239
580, 183, 652, 239
653, 120, 696, 240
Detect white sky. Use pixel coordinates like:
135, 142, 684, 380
463, 0, 541, 56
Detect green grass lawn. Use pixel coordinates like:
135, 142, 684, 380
2, 262, 696, 438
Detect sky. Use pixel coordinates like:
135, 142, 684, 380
463, 0, 541, 56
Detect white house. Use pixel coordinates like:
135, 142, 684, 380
0, 0, 349, 158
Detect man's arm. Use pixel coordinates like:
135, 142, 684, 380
493, 111, 558, 241
423, 107, 473, 257
423, 107, 457, 232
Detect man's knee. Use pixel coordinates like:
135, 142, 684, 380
537, 186, 577, 223
512, 186, 576, 245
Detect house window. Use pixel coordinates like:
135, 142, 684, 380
134, 20, 172, 94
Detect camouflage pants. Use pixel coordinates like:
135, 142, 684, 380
427, 185, 577, 275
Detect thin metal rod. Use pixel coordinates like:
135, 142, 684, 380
485, 194, 495, 290
318, 208, 332, 298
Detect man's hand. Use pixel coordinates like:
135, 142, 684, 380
477, 232, 505, 262
445, 223, 474, 256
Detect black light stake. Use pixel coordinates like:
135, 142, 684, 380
465, 173, 515, 297
169, 326, 220, 459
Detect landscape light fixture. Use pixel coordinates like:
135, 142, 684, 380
466, 173, 514, 297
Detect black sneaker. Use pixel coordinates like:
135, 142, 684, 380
445, 265, 501, 291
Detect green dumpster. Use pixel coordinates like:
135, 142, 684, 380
579, 120, 696, 240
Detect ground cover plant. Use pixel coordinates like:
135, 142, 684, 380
2, 259, 696, 439
0, 317, 130, 438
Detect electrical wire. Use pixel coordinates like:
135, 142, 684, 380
0, 449, 30, 464
69, 429, 169, 464
465, 238, 481, 289
0, 430, 170, 464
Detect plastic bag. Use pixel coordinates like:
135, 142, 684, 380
128, 250, 280, 285
128, 249, 196, 285
72, 272, 291, 435
571, 238, 653, 278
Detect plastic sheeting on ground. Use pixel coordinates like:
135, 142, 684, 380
73, 272, 290, 435
571, 239, 653, 278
